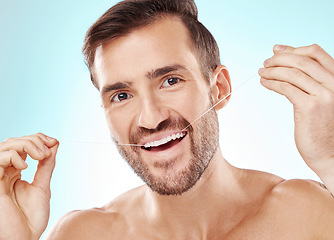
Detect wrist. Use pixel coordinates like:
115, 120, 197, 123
309, 159, 334, 195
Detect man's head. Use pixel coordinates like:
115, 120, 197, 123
83, 0, 221, 89
83, 0, 231, 196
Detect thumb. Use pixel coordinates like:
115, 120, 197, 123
32, 142, 59, 199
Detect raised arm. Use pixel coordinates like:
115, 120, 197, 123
259, 44, 334, 195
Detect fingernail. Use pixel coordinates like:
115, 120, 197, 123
264, 58, 270, 66
46, 136, 56, 142
274, 44, 286, 52
23, 162, 28, 168
260, 77, 267, 82
258, 68, 265, 74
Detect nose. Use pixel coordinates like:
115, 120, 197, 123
137, 96, 169, 130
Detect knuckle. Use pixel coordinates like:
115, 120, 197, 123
31, 135, 44, 144
28, 134, 48, 148
35, 132, 46, 139
321, 90, 334, 104
305, 99, 318, 112
304, 95, 333, 113
289, 68, 303, 79
279, 82, 291, 92
296, 56, 311, 67
21, 139, 38, 153
8, 150, 20, 160
22, 138, 34, 147
310, 44, 322, 54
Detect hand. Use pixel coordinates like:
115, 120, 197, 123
0, 133, 59, 240
258, 44, 334, 193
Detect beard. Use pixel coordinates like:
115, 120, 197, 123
113, 101, 219, 196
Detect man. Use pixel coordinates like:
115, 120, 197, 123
1, 0, 334, 239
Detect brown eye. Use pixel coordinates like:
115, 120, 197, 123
111, 92, 132, 102
162, 77, 180, 88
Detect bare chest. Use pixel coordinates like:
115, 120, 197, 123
87, 216, 313, 240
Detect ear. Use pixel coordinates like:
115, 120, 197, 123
210, 65, 231, 110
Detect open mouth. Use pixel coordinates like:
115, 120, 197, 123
141, 131, 187, 152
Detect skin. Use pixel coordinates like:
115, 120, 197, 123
259, 44, 334, 194
0, 133, 59, 240
1, 16, 334, 240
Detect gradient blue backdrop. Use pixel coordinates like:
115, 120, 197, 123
1, 0, 334, 238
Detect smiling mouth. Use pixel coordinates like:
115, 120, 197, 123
141, 132, 187, 152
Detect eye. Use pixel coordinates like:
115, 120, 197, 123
161, 77, 181, 88
111, 92, 132, 103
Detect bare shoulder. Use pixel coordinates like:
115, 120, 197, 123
238, 168, 285, 197
271, 178, 334, 200
239, 168, 333, 201
273, 179, 334, 215
44, 208, 119, 240
261, 179, 334, 238
45, 186, 146, 240
235, 170, 334, 238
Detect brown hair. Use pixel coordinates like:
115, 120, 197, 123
82, 0, 221, 89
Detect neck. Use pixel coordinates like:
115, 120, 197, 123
144, 147, 244, 238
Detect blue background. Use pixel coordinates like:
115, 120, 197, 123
1, 0, 334, 238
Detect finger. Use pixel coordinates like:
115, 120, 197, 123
0, 150, 28, 170
264, 54, 334, 92
31, 133, 59, 148
22, 133, 58, 152
0, 167, 4, 180
260, 78, 308, 105
274, 44, 334, 76
32, 142, 59, 199
0, 138, 47, 161
273, 44, 295, 54
258, 67, 324, 95
22, 135, 52, 158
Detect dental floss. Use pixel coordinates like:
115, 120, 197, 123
180, 72, 257, 133
61, 140, 112, 145
62, 72, 258, 147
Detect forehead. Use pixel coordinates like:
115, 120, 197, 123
94, 16, 201, 88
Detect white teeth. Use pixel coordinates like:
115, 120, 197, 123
143, 132, 186, 148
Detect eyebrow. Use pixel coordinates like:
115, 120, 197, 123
146, 64, 188, 79
101, 81, 132, 97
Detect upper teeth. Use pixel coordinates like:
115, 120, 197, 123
144, 132, 186, 148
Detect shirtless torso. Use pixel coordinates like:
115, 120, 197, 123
46, 155, 334, 240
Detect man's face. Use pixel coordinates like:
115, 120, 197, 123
94, 17, 219, 195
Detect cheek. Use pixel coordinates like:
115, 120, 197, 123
171, 87, 211, 122
104, 109, 132, 141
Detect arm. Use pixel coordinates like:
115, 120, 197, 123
0, 133, 58, 240
258, 44, 334, 195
